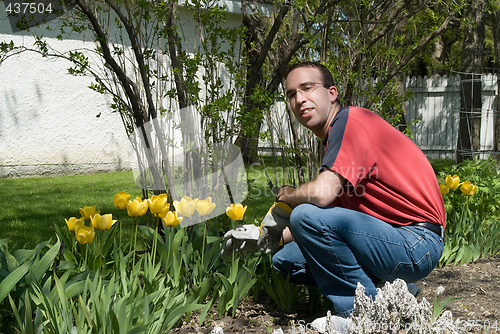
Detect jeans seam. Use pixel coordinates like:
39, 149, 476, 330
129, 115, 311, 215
322, 225, 350, 282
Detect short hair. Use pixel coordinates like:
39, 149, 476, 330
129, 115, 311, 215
284, 61, 335, 88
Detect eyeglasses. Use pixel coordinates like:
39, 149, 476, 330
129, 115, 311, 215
286, 82, 325, 102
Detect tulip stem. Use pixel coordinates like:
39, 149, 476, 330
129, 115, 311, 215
166, 227, 172, 267
119, 219, 122, 250
133, 218, 138, 267
152, 217, 159, 267
84, 244, 88, 271
201, 222, 207, 267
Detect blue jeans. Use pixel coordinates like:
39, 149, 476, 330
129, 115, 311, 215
272, 204, 443, 317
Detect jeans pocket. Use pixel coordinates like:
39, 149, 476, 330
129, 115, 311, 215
388, 251, 433, 282
387, 227, 436, 282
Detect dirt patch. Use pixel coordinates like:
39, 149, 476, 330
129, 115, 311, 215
173, 256, 500, 333
419, 256, 500, 331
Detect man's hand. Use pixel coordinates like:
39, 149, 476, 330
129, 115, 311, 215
221, 224, 260, 257
257, 202, 293, 254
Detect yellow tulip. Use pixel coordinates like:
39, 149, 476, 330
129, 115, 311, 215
91, 213, 116, 231
79, 205, 101, 221
445, 175, 460, 190
439, 184, 450, 195
196, 197, 216, 216
127, 197, 148, 217
162, 211, 183, 227
173, 196, 198, 217
147, 194, 170, 217
75, 225, 95, 244
114, 191, 131, 210
226, 203, 247, 221
65, 217, 84, 232
460, 181, 478, 196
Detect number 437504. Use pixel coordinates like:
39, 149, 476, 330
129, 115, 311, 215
5, 2, 53, 14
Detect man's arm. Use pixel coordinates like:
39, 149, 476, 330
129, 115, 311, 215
277, 168, 346, 208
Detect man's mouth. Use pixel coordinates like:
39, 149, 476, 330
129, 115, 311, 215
300, 108, 313, 117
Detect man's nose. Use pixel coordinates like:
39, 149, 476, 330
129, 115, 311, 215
295, 90, 307, 103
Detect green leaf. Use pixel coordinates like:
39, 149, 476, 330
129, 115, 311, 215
4, 247, 18, 273
0, 261, 31, 303
31, 240, 60, 283
164, 303, 205, 330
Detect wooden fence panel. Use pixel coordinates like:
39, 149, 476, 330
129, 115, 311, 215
406, 74, 498, 159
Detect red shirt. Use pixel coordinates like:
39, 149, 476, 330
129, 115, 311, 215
322, 106, 445, 227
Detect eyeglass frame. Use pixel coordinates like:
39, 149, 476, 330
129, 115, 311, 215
286, 82, 328, 103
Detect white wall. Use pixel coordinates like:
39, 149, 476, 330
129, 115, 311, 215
0, 4, 133, 177
0, 1, 245, 177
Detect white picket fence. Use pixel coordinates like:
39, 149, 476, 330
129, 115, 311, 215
405, 73, 499, 159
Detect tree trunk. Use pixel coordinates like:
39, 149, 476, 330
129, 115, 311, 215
456, 0, 486, 163
492, 0, 500, 164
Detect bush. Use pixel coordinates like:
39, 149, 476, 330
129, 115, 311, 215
438, 157, 500, 265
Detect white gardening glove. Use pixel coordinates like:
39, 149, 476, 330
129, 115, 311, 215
257, 202, 293, 254
221, 224, 260, 257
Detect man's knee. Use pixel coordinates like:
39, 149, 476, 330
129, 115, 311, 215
289, 203, 321, 234
271, 250, 286, 273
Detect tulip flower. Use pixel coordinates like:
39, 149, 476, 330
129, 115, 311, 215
460, 181, 478, 196
147, 194, 170, 217
127, 197, 149, 217
79, 205, 101, 221
162, 211, 183, 227
226, 203, 247, 221
114, 191, 131, 210
173, 196, 198, 217
65, 217, 84, 232
439, 184, 450, 195
91, 213, 117, 231
196, 197, 216, 216
75, 225, 95, 244
445, 175, 460, 190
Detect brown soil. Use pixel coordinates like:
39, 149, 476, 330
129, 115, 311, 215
173, 256, 500, 333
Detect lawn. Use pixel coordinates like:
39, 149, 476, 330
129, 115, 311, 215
0, 162, 282, 248
0, 158, 453, 248
0, 171, 140, 248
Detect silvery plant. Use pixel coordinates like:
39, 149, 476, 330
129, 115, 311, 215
346, 279, 465, 334
283, 279, 466, 334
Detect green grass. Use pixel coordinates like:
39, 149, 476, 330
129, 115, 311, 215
429, 158, 455, 177
0, 171, 141, 248
0, 157, 452, 249
0, 164, 278, 248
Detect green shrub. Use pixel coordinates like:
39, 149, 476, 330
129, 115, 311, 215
438, 157, 500, 265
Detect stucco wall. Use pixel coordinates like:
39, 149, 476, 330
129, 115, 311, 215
0, 1, 245, 178
0, 7, 134, 177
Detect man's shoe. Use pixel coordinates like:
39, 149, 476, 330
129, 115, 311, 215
311, 313, 351, 333
407, 283, 421, 298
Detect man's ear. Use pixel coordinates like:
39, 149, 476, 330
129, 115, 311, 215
328, 86, 338, 103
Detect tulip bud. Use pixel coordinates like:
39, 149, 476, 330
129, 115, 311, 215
226, 203, 247, 221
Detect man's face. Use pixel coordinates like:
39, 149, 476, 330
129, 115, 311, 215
285, 67, 338, 134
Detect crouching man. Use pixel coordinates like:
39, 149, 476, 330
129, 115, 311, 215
223, 61, 445, 330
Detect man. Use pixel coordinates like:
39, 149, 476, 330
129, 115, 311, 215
272, 61, 445, 318
223, 61, 445, 329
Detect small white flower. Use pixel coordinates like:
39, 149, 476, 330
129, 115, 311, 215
210, 325, 224, 334
436, 286, 445, 296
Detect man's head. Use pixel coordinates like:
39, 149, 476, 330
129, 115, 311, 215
284, 62, 340, 139
284, 62, 336, 88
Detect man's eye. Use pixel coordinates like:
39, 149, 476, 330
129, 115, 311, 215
303, 85, 313, 92
287, 92, 296, 99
